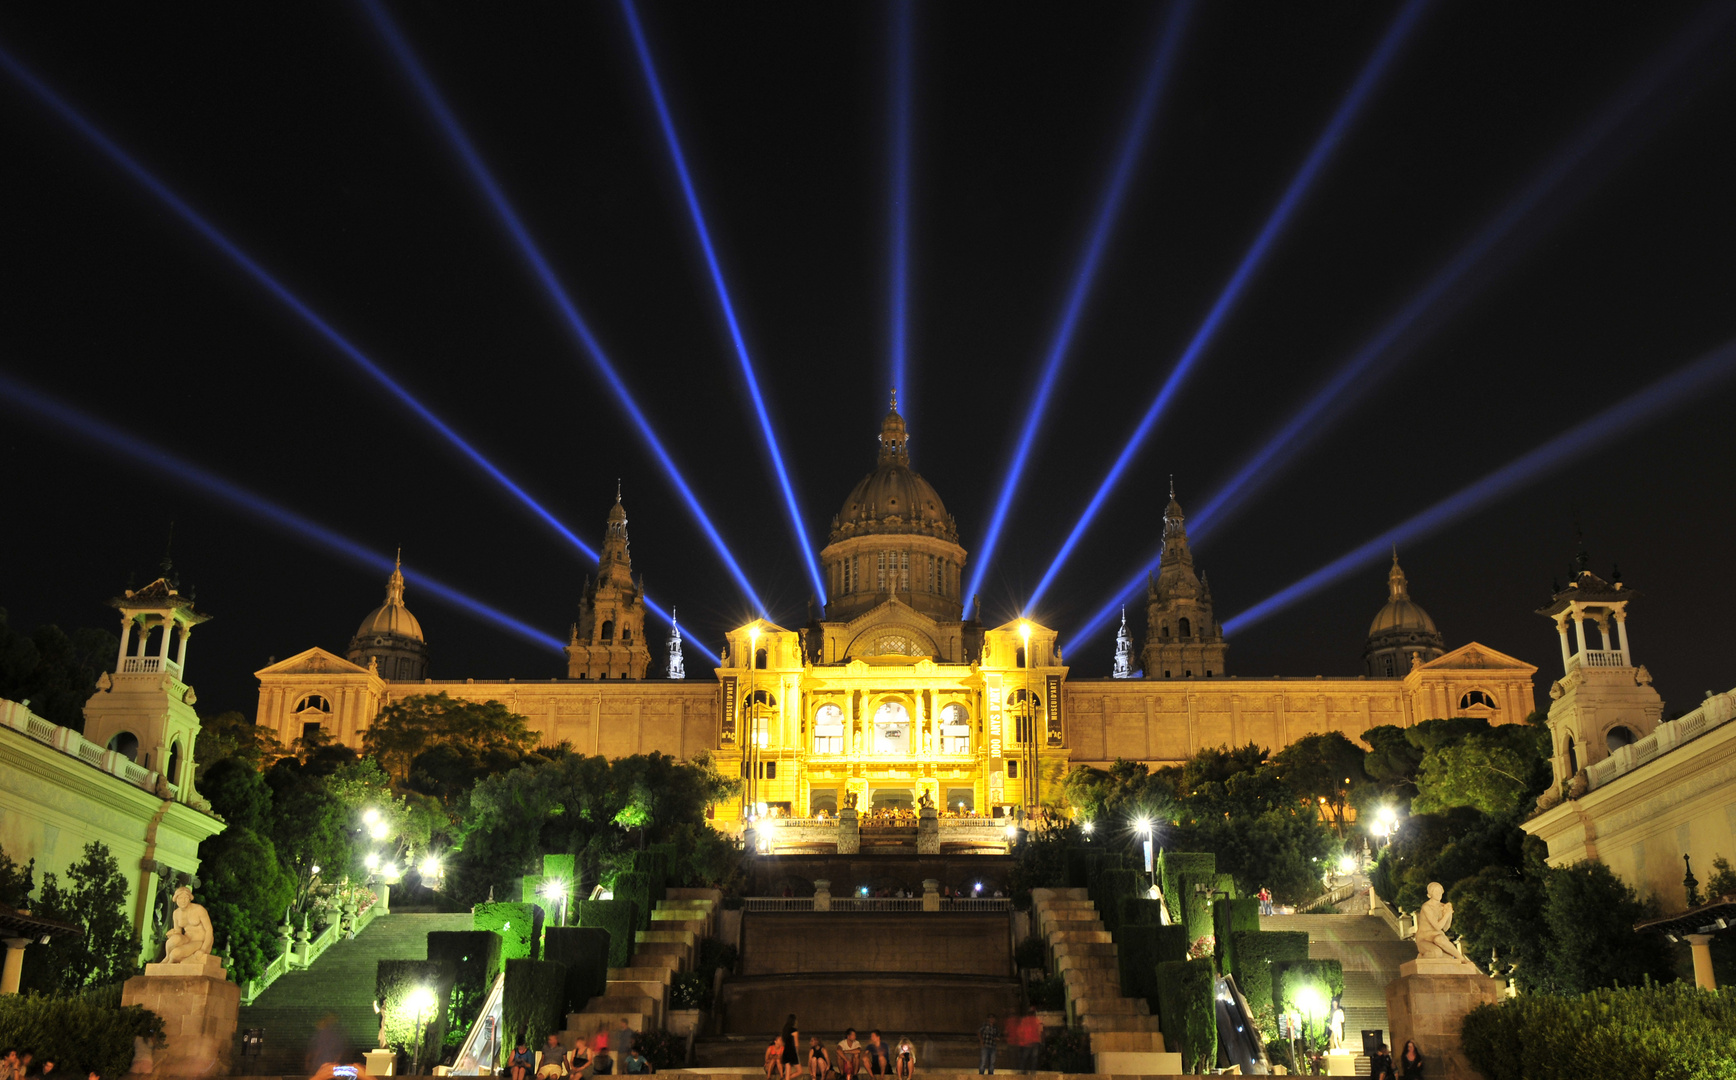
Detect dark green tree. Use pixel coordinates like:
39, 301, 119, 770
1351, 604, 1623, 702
1271, 732, 1367, 839
0, 609, 117, 732
0, 845, 33, 908
197, 826, 296, 983
1541, 860, 1676, 993
363, 693, 539, 784
194, 710, 288, 779
1413, 724, 1551, 817
22, 841, 140, 993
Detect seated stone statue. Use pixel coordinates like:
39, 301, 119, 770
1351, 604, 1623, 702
163, 885, 215, 964
1414, 881, 1465, 962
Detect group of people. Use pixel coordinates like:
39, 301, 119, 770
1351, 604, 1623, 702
509, 1023, 652, 1079
0, 1051, 75, 1080
1368, 1039, 1425, 1080
766, 1012, 1039, 1079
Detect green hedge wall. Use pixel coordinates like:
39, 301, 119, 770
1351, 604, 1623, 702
575, 899, 640, 968
1229, 930, 1310, 1025
1092, 869, 1147, 935
474, 901, 545, 962
502, 958, 568, 1053
646, 841, 678, 886
545, 926, 612, 1014
1213, 898, 1261, 973
611, 871, 655, 932
428, 930, 503, 1049
377, 959, 458, 1056
1463, 982, 1736, 1080
1274, 959, 1345, 1051
1115, 923, 1190, 1002
1155, 958, 1217, 1073
1065, 846, 1128, 890
0, 994, 164, 1077
1120, 897, 1167, 928
1155, 851, 1215, 935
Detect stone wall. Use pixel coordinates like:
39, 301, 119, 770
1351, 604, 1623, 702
739, 912, 1011, 976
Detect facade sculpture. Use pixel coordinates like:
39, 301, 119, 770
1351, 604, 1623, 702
1413, 882, 1465, 963
164, 885, 215, 964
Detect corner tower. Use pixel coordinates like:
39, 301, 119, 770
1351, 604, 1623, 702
821, 392, 966, 623
1364, 551, 1445, 677
567, 488, 653, 680
347, 554, 429, 680
1142, 482, 1226, 679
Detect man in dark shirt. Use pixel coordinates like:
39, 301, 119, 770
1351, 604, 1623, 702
977, 1014, 1000, 1076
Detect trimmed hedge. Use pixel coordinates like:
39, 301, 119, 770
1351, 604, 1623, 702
0, 993, 164, 1077
1065, 846, 1128, 890
1156, 850, 1216, 935
611, 871, 655, 932
1155, 958, 1216, 1073
1120, 897, 1167, 927
1092, 869, 1147, 935
474, 901, 545, 962
377, 959, 458, 1058
502, 958, 568, 1053
1274, 959, 1344, 1051
1213, 898, 1261, 973
545, 926, 612, 1014
1115, 923, 1190, 1002
1229, 930, 1310, 1028
575, 898, 640, 968
428, 930, 503, 1050
1463, 982, 1736, 1080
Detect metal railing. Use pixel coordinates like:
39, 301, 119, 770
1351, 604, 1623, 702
739, 896, 1012, 912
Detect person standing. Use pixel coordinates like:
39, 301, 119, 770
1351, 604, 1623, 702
1398, 1041, 1424, 1080
977, 1014, 1000, 1076
1019, 1009, 1042, 1074
1258, 887, 1273, 917
782, 1015, 802, 1080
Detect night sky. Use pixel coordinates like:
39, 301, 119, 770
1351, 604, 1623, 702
3, 2, 1735, 720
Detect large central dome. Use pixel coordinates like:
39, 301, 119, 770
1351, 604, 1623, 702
829, 393, 959, 544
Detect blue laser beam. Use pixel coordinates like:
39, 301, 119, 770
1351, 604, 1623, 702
1220, 335, 1736, 635
1025, 0, 1432, 612
0, 38, 605, 564
0, 370, 566, 655
888, 0, 914, 417
358, 0, 767, 616
1188, 0, 1736, 545
965, 0, 1195, 607
616, 0, 827, 607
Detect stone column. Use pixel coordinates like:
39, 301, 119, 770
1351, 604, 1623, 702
176, 621, 192, 670
1573, 614, 1588, 659
917, 805, 939, 855
1555, 616, 1571, 673
1385, 960, 1504, 1080
837, 808, 859, 855
1, 938, 29, 994
1686, 934, 1718, 990
1615, 612, 1632, 666
922, 879, 940, 912
813, 879, 831, 913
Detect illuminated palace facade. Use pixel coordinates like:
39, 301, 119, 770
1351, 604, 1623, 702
255, 398, 1534, 829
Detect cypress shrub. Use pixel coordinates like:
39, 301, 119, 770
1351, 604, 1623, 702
545, 926, 612, 1013
1155, 958, 1216, 1073
1213, 898, 1261, 973
473, 901, 545, 962
376, 959, 458, 1059
501, 958, 568, 1050
0, 993, 163, 1077
1092, 869, 1146, 935
1116, 923, 1189, 1002
1155, 850, 1216, 934
611, 871, 654, 932
1463, 982, 1736, 1080
1229, 930, 1310, 1029
1120, 897, 1166, 927
575, 899, 640, 968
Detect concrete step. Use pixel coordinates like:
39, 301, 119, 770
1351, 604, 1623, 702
1032, 887, 1089, 902
583, 995, 661, 1026
1047, 929, 1112, 944
1071, 996, 1148, 1016
631, 942, 690, 971
668, 888, 723, 903
1037, 899, 1098, 911
608, 979, 670, 1006
1056, 956, 1118, 977
1078, 1013, 1163, 1033
1051, 941, 1117, 960
610, 966, 675, 985
1088, 1031, 1167, 1053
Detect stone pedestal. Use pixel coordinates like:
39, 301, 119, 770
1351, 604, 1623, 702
123, 956, 239, 1076
836, 808, 859, 855
813, 879, 832, 912
921, 879, 940, 912
917, 807, 939, 854
363, 1048, 397, 1076
1384, 966, 1503, 1080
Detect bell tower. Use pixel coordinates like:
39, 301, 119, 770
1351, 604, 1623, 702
1535, 560, 1663, 789
82, 568, 212, 801
1142, 481, 1227, 679
567, 486, 653, 680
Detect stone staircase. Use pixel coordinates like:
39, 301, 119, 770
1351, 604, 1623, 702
1262, 912, 1409, 1045
561, 890, 718, 1046
1032, 888, 1173, 1073
236, 912, 474, 1075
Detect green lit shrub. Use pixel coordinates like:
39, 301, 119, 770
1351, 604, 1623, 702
1274, 959, 1344, 1052
501, 958, 568, 1051
0, 993, 163, 1076
1213, 898, 1261, 973
1155, 851, 1215, 934
611, 871, 654, 932
473, 901, 545, 962
1091, 869, 1146, 935
1229, 930, 1309, 1037
1116, 923, 1189, 1002
428, 930, 502, 1050
1463, 981, 1736, 1080
574, 899, 640, 968
672, 970, 712, 1009
544, 926, 611, 1015
376, 959, 457, 1061
1155, 958, 1216, 1073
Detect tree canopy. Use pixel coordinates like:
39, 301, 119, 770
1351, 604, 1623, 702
362, 692, 541, 791
0, 609, 117, 732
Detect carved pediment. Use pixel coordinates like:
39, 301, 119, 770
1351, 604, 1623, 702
255, 647, 373, 678
1415, 642, 1535, 674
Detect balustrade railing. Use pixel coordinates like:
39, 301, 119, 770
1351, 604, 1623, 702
738, 896, 1011, 912
0, 697, 165, 798
1570, 649, 1626, 669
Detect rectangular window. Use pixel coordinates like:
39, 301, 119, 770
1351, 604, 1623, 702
877, 551, 887, 591
900, 551, 910, 590
302, 722, 322, 742
1006, 759, 1019, 779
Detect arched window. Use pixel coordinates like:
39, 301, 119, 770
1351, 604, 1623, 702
940, 704, 971, 754
1178, 617, 1192, 638
622, 626, 632, 644
1459, 690, 1496, 710
755, 647, 768, 670
107, 731, 139, 762
872, 702, 912, 753
1160, 622, 1170, 639
1015, 646, 1027, 668
814, 705, 845, 754
750, 690, 776, 707
294, 695, 332, 713
166, 739, 183, 788
1006, 689, 1041, 744
601, 620, 615, 642
1566, 737, 1579, 776
1382, 655, 1396, 677
1606, 725, 1637, 752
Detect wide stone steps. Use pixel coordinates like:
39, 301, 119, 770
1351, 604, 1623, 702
562, 896, 716, 1048
1263, 912, 1406, 1040
1032, 887, 1169, 1058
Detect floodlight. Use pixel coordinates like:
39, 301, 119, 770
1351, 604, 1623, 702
420, 855, 441, 879
365, 852, 381, 871
1082, 821, 1094, 835
363, 808, 381, 826
370, 821, 391, 841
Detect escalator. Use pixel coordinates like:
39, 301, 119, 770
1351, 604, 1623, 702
449, 970, 507, 1075
1214, 974, 1270, 1075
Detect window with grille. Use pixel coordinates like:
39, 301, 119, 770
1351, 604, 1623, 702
814, 705, 845, 754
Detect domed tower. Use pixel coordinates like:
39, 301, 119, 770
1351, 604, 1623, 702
1142, 482, 1227, 678
567, 488, 653, 680
822, 392, 967, 623
347, 554, 429, 681
1363, 550, 1445, 678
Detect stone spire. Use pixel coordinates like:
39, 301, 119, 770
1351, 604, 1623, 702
667, 608, 686, 680
1112, 607, 1134, 679
878, 389, 910, 466
569, 490, 652, 679
599, 483, 633, 587
1388, 547, 1410, 602
1143, 481, 1227, 679
385, 549, 406, 606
